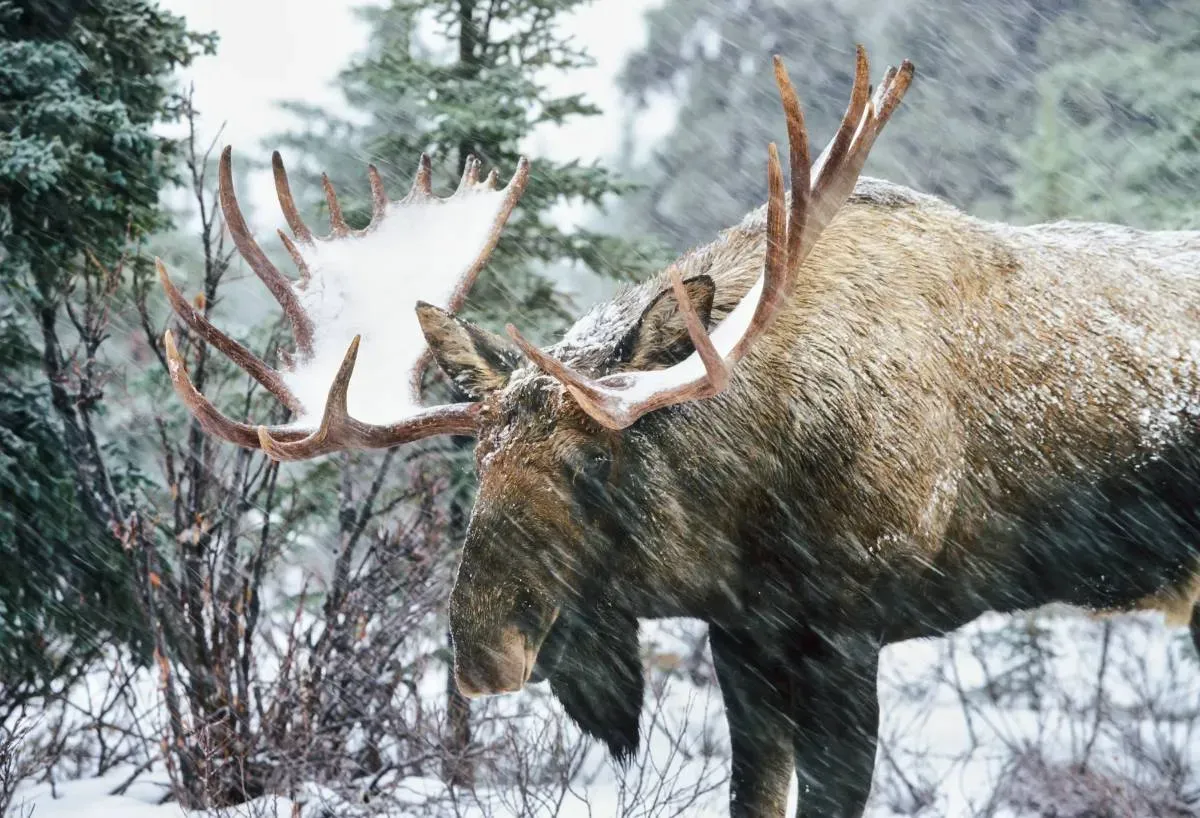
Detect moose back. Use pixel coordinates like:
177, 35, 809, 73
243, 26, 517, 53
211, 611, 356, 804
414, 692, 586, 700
157, 47, 1200, 818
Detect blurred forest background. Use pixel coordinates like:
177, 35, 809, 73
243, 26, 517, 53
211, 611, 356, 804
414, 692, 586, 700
2, 0, 1200, 815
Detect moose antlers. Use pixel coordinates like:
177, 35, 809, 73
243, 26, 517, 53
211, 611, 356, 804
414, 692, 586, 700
506, 46, 913, 430
160, 47, 911, 457
158, 148, 527, 459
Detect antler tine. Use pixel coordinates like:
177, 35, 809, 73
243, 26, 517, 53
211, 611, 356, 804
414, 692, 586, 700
158, 260, 304, 414
512, 137, 787, 418
772, 54, 811, 292
221, 147, 315, 357
457, 155, 482, 194
271, 151, 314, 244
505, 48, 912, 431
811, 47, 870, 189
322, 173, 349, 236
668, 264, 728, 391
410, 153, 433, 199
367, 164, 388, 224
872, 66, 898, 112
258, 336, 484, 460
446, 155, 531, 313
877, 60, 915, 124
661, 61, 803, 370
810, 46, 872, 238
729, 141, 790, 365
277, 230, 311, 289
808, 59, 913, 245
163, 330, 308, 449
258, 336, 361, 460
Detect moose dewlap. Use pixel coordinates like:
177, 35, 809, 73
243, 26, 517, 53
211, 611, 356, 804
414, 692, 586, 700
156, 45, 1200, 818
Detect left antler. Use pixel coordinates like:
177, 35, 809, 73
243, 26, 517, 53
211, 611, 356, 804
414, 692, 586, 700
506, 47, 913, 430
158, 148, 528, 459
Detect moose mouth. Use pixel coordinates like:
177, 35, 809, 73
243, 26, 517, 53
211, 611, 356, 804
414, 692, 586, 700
454, 608, 560, 698
527, 616, 571, 683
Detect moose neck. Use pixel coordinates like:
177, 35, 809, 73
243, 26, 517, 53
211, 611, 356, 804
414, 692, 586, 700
609, 384, 832, 625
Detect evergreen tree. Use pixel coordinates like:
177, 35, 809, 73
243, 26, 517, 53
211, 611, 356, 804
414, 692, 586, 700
0, 0, 211, 692
1, 0, 211, 297
0, 306, 141, 695
271, 0, 663, 340
618, 0, 861, 249
1013, 0, 1200, 227
615, 0, 1083, 250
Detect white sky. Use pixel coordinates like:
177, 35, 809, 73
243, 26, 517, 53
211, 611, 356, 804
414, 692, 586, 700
158, 0, 668, 232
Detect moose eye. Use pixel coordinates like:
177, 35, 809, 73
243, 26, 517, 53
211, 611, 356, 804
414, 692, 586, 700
568, 447, 612, 486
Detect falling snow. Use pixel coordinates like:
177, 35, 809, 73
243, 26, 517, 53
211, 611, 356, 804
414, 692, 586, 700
8, 1, 1200, 817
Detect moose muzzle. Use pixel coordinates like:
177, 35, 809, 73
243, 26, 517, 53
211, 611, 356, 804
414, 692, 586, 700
448, 507, 565, 697
453, 624, 537, 698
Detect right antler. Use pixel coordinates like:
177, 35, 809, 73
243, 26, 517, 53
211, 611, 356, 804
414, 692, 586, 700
158, 149, 529, 459
506, 47, 913, 430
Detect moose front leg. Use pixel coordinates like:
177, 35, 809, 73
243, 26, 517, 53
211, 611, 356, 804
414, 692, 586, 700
710, 627, 796, 818
791, 636, 881, 818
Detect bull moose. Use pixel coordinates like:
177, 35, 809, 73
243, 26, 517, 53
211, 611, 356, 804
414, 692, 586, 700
156, 46, 1200, 817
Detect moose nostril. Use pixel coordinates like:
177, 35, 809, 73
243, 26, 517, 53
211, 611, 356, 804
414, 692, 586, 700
454, 625, 530, 697
454, 668, 487, 699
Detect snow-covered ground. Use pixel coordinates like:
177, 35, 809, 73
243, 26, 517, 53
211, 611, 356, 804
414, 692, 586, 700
9, 609, 1200, 817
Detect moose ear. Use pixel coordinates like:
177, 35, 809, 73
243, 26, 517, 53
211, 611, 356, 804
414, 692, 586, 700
613, 274, 716, 370
416, 302, 519, 400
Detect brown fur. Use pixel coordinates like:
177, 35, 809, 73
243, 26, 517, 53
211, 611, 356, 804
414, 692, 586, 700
547, 180, 1200, 614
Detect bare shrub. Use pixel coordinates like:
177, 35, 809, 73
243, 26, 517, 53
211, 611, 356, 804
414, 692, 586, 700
0, 719, 33, 818
15, 87, 472, 811
606, 678, 728, 818
874, 611, 1200, 818
994, 748, 1197, 818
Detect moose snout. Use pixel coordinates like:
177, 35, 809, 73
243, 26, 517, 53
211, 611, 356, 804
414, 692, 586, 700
453, 625, 536, 698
